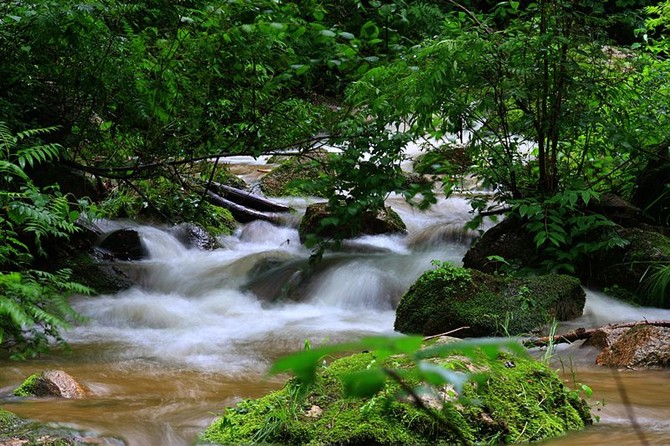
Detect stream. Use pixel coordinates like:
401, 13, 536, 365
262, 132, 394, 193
1, 186, 669, 445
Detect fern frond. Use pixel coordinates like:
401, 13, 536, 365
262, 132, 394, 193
0, 121, 17, 154
0, 159, 29, 181
15, 125, 61, 141
16, 142, 61, 169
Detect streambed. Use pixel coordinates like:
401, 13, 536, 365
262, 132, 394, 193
1, 196, 668, 445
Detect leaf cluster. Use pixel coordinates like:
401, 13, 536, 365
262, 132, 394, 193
271, 334, 525, 413
0, 122, 91, 358
510, 189, 627, 274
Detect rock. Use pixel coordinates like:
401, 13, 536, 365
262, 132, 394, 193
35, 219, 137, 295
298, 202, 406, 243
259, 150, 332, 197
412, 142, 471, 176
587, 193, 649, 228
394, 263, 585, 337
591, 227, 670, 307
14, 370, 86, 399
462, 217, 537, 274
198, 344, 591, 445
0, 408, 124, 445
70, 250, 138, 294
29, 162, 101, 202
591, 324, 670, 368
97, 228, 147, 261
169, 222, 221, 250
631, 143, 670, 227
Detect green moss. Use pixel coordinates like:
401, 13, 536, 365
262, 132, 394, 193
412, 144, 471, 176
13, 373, 40, 397
199, 348, 591, 445
205, 205, 237, 236
259, 153, 332, 198
394, 263, 585, 336
1, 407, 117, 445
298, 203, 406, 243
627, 229, 670, 261
597, 228, 670, 307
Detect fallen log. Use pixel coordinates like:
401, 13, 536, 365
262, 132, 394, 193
205, 190, 280, 223
523, 320, 670, 348
210, 182, 292, 213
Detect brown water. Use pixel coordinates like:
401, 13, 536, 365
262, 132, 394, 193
1, 198, 669, 445
1, 346, 285, 445
2, 344, 669, 445
545, 367, 670, 445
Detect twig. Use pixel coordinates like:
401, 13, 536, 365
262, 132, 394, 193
522, 320, 670, 348
423, 326, 471, 341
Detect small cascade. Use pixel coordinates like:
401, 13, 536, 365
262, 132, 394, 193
64, 201, 475, 378
138, 226, 190, 259
2, 191, 669, 446
559, 289, 670, 331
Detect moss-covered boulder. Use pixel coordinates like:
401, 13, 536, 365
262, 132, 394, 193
14, 370, 86, 399
592, 227, 670, 307
462, 217, 538, 275
413, 142, 471, 176
298, 202, 406, 243
394, 263, 585, 337
259, 151, 332, 197
0, 408, 123, 445
168, 222, 222, 250
199, 345, 591, 445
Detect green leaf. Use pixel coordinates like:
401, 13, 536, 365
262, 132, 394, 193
417, 361, 468, 393
270, 348, 332, 385
342, 369, 386, 398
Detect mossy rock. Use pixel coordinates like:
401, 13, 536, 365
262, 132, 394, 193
259, 151, 332, 197
0, 408, 123, 445
298, 203, 407, 243
198, 346, 591, 445
631, 143, 670, 227
413, 143, 471, 176
13, 370, 86, 399
462, 217, 538, 275
394, 263, 585, 337
592, 228, 670, 308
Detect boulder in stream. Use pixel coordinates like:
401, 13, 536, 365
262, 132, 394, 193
259, 150, 332, 198
298, 202, 406, 243
199, 339, 592, 445
590, 227, 670, 308
13, 370, 87, 399
588, 323, 670, 369
394, 262, 585, 337
169, 222, 222, 250
97, 228, 147, 261
462, 217, 537, 274
0, 408, 124, 445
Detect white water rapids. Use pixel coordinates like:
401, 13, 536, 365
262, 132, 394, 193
1, 194, 669, 445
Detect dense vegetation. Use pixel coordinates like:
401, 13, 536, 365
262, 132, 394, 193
1, 0, 669, 354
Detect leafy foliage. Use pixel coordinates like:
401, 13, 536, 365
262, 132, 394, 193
510, 189, 627, 274
0, 122, 91, 358
271, 334, 525, 402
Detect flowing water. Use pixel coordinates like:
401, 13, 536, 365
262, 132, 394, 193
1, 195, 669, 445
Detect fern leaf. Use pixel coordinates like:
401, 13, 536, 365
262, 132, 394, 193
0, 295, 33, 327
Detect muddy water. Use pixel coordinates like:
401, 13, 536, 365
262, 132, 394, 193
544, 367, 670, 445
1, 195, 669, 445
